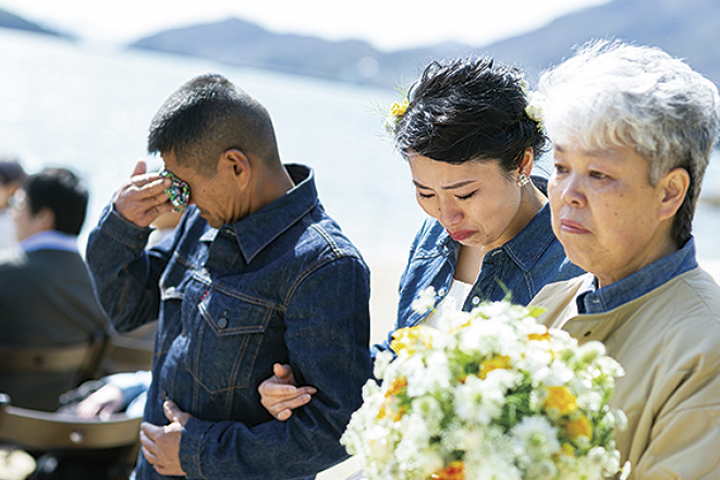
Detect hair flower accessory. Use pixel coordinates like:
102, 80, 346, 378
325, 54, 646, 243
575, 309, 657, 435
525, 90, 547, 132
384, 97, 409, 134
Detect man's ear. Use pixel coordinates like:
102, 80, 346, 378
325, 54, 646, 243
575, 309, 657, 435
35, 207, 56, 232
223, 149, 251, 189
658, 167, 690, 221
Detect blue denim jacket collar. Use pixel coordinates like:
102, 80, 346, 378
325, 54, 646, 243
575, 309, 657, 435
499, 202, 556, 271
436, 202, 555, 271
198, 164, 317, 265
577, 237, 698, 313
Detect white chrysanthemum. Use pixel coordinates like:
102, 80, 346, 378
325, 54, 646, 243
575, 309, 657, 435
373, 350, 394, 380
484, 367, 523, 393
455, 375, 505, 424
517, 344, 553, 378
578, 341, 607, 364
404, 351, 451, 398
577, 390, 604, 412
433, 308, 468, 331
510, 416, 561, 460
363, 424, 393, 465
417, 447, 445, 478
542, 360, 576, 387
410, 396, 444, 433
465, 440, 522, 480
457, 320, 518, 357
411, 286, 436, 314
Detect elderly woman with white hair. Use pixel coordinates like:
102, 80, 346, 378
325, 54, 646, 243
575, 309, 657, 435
531, 40, 720, 479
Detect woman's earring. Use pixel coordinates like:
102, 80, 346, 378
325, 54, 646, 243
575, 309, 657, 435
517, 174, 530, 187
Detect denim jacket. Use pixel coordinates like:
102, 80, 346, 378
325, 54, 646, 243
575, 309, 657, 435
375, 203, 583, 353
86, 164, 373, 480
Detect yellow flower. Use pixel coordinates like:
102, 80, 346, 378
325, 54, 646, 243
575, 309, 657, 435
527, 327, 552, 342
560, 442, 576, 457
565, 414, 593, 441
432, 461, 464, 480
479, 355, 511, 379
387, 376, 408, 397
391, 326, 436, 357
390, 98, 409, 118
377, 376, 408, 421
544, 386, 578, 416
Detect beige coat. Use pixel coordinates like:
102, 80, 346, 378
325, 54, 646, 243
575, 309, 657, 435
531, 268, 720, 480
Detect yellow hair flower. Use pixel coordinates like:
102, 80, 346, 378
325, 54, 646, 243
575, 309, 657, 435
384, 96, 409, 134
544, 386, 578, 416
390, 98, 409, 117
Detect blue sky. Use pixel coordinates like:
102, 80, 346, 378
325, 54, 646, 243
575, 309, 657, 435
0, 0, 610, 51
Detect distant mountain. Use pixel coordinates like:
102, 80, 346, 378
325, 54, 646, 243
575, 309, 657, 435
127, 0, 720, 89
129, 18, 480, 87
0, 9, 71, 38
479, 0, 720, 86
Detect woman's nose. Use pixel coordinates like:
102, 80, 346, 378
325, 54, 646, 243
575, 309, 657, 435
438, 200, 463, 226
558, 175, 585, 207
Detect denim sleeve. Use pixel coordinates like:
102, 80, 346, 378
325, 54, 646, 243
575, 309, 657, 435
85, 204, 171, 333
179, 255, 373, 480
371, 220, 428, 357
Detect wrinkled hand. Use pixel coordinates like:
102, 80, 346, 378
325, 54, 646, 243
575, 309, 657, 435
258, 363, 316, 421
140, 400, 191, 477
75, 384, 124, 420
113, 160, 174, 227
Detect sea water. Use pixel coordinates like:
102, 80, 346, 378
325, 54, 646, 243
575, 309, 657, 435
1, 28, 719, 270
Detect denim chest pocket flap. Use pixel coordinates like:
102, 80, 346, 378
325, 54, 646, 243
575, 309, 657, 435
185, 292, 273, 393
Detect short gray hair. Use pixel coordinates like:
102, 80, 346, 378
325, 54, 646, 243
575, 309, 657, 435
538, 40, 720, 247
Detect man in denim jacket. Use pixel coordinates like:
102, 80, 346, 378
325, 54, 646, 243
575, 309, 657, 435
86, 74, 373, 480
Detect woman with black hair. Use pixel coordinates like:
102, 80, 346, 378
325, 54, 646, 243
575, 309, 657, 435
258, 57, 583, 420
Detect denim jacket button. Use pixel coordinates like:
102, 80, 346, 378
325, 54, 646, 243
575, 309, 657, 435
218, 317, 228, 329
471, 296, 480, 305
438, 287, 447, 297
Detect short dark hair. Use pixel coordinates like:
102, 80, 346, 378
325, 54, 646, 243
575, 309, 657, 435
147, 73, 280, 176
394, 57, 548, 174
25, 168, 88, 236
0, 157, 26, 185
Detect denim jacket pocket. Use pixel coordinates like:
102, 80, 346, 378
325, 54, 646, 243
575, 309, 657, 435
155, 280, 189, 355
185, 292, 271, 394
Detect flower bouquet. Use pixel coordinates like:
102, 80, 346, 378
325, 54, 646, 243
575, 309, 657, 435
341, 290, 628, 480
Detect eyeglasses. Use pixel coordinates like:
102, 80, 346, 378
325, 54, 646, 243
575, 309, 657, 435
159, 170, 190, 212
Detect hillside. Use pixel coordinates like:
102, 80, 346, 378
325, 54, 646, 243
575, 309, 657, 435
129, 18, 478, 87
129, 0, 720, 88
0, 8, 70, 38
480, 0, 720, 86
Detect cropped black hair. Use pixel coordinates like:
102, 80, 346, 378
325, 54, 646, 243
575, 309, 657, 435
394, 57, 548, 173
147, 73, 280, 176
25, 167, 88, 236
